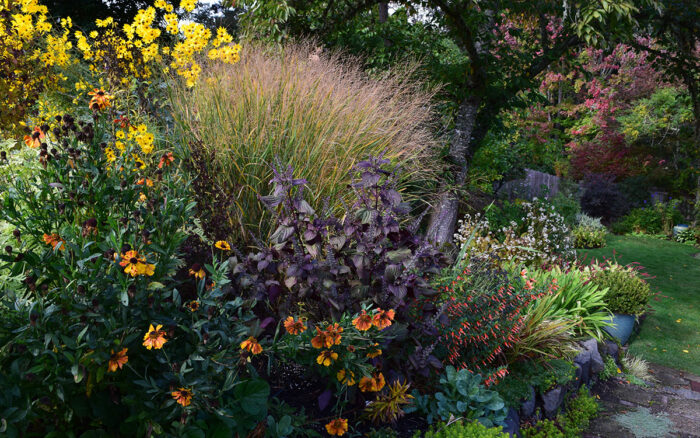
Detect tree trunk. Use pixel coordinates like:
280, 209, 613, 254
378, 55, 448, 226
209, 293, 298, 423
378, 2, 391, 47
426, 96, 481, 245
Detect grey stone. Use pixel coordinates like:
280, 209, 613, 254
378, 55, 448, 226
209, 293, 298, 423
574, 348, 592, 385
581, 338, 605, 375
520, 385, 536, 418
604, 340, 620, 361
541, 386, 565, 419
504, 407, 520, 437
574, 362, 583, 388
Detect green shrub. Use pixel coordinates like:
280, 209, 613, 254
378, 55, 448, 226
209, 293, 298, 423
522, 387, 598, 438
495, 359, 577, 405
675, 228, 697, 244
169, 41, 439, 243
590, 262, 652, 315
600, 355, 621, 380
550, 192, 582, 227
509, 264, 611, 341
416, 420, 509, 438
406, 366, 508, 427
572, 225, 606, 249
0, 112, 269, 436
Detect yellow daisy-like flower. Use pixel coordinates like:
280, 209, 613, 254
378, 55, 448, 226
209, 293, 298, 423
316, 350, 338, 367
336, 369, 356, 386
142, 324, 167, 350
214, 240, 231, 251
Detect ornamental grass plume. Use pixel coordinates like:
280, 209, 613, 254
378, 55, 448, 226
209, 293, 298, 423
169, 41, 440, 242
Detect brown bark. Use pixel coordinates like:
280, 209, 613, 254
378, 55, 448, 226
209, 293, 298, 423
426, 96, 481, 244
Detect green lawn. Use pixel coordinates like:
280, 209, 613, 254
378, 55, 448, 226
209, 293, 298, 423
579, 234, 700, 376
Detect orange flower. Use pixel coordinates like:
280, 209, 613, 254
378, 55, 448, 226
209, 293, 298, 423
359, 372, 385, 392
325, 418, 348, 436
114, 115, 130, 128
214, 240, 231, 251
158, 152, 174, 169
188, 263, 205, 279
185, 300, 200, 312
352, 310, 373, 331
142, 324, 167, 350
119, 250, 155, 277
24, 126, 44, 148
366, 343, 382, 358
136, 178, 154, 187
108, 348, 128, 372
171, 387, 193, 407
336, 369, 356, 386
325, 323, 343, 346
372, 309, 395, 330
240, 336, 262, 355
43, 233, 66, 251
88, 88, 112, 110
316, 350, 338, 367
283, 316, 306, 335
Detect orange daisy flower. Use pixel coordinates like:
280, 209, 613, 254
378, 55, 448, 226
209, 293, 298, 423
119, 250, 155, 277
142, 324, 168, 350
366, 343, 382, 358
359, 372, 386, 392
325, 418, 348, 436
240, 336, 262, 355
316, 350, 338, 367
325, 323, 343, 346
158, 152, 174, 169
88, 88, 112, 110
136, 178, 154, 187
283, 316, 306, 335
43, 233, 66, 251
311, 327, 328, 349
185, 300, 200, 312
171, 387, 193, 407
336, 369, 356, 386
108, 348, 128, 372
24, 126, 44, 148
372, 309, 395, 330
352, 310, 373, 331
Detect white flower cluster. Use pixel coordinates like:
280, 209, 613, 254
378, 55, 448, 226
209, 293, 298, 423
454, 201, 575, 266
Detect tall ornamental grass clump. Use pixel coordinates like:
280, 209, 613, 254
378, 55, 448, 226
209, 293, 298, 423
169, 42, 439, 242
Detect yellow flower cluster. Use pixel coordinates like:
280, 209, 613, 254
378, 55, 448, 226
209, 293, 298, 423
0, 0, 71, 134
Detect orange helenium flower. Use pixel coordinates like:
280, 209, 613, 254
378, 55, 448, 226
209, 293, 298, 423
240, 336, 262, 354
316, 350, 338, 367
171, 387, 193, 407
325, 418, 348, 436
366, 343, 382, 358
142, 324, 167, 350
119, 250, 155, 277
24, 126, 44, 148
158, 152, 174, 169
359, 372, 385, 392
88, 88, 112, 110
283, 316, 306, 335
136, 178, 154, 187
325, 323, 343, 346
43, 233, 66, 251
185, 300, 200, 312
336, 369, 356, 386
108, 348, 128, 372
352, 310, 373, 331
372, 309, 395, 330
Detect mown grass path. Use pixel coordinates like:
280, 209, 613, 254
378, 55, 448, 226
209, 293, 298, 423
579, 235, 700, 375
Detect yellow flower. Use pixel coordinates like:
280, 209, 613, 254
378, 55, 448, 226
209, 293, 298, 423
366, 344, 382, 358
336, 369, 355, 386
188, 263, 205, 279
214, 240, 231, 251
180, 0, 198, 12
316, 350, 338, 367
142, 324, 167, 349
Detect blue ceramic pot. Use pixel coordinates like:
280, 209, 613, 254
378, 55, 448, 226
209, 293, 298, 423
603, 313, 636, 345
